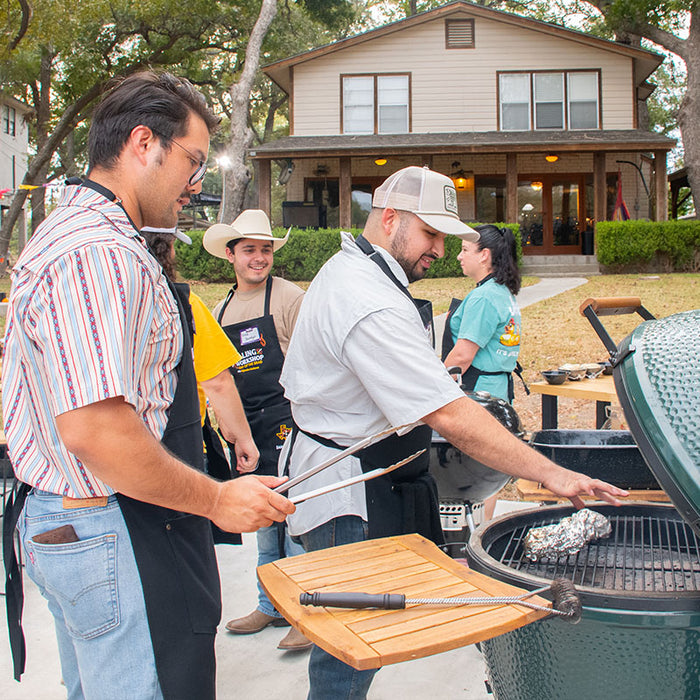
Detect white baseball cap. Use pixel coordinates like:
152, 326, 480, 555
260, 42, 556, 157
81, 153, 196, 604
373, 166, 479, 240
141, 226, 192, 245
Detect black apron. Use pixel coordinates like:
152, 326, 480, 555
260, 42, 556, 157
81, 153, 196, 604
217, 276, 294, 475
285, 236, 443, 544
115, 280, 220, 700
3, 194, 220, 697
441, 280, 528, 402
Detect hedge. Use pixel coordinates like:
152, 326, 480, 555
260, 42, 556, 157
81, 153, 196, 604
176, 223, 521, 282
596, 220, 700, 272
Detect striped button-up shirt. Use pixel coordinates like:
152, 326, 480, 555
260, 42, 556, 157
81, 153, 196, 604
2, 185, 183, 497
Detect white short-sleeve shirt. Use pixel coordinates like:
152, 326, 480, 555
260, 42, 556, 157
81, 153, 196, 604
280, 231, 464, 535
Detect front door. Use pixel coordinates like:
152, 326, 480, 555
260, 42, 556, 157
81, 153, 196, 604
519, 175, 585, 254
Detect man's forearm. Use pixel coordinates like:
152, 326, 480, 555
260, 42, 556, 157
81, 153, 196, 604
425, 396, 560, 483
424, 396, 627, 507
56, 397, 221, 518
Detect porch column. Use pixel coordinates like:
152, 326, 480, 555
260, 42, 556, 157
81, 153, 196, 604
505, 154, 517, 224
654, 150, 668, 221
339, 157, 352, 230
593, 152, 607, 226
256, 159, 271, 219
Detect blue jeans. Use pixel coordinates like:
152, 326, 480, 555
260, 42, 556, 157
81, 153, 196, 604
300, 516, 377, 700
256, 522, 305, 617
19, 490, 163, 700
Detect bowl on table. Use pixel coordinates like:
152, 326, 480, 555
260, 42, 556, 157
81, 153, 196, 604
559, 363, 586, 381
582, 362, 606, 379
541, 369, 568, 385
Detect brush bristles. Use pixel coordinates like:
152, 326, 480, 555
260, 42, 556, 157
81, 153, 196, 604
550, 578, 582, 624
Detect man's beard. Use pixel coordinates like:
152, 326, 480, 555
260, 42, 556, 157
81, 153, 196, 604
390, 216, 431, 283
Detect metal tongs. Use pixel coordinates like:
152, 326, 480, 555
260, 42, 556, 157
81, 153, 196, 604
274, 422, 423, 504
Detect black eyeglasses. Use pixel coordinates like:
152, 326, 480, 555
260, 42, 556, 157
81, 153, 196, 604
168, 138, 208, 185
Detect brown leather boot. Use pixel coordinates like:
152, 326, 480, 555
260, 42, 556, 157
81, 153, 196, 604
277, 626, 313, 651
225, 610, 290, 634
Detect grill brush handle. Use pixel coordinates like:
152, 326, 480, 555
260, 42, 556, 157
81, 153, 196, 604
300, 592, 406, 609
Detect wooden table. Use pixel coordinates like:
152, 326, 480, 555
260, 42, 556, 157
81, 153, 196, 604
530, 374, 619, 429
258, 533, 551, 670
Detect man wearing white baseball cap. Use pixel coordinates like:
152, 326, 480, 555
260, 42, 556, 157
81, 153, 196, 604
203, 209, 310, 651
279, 166, 627, 699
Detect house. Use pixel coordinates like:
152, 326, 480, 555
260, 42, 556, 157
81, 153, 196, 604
0, 94, 32, 240
252, 0, 674, 267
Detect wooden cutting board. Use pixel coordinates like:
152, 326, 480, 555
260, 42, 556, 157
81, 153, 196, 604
257, 533, 551, 670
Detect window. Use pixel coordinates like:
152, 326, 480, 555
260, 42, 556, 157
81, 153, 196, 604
499, 74, 530, 131
342, 74, 409, 134
3, 105, 16, 136
445, 19, 475, 49
499, 71, 599, 131
568, 72, 599, 129
534, 73, 564, 129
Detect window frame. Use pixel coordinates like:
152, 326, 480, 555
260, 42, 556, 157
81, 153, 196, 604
2, 105, 17, 137
497, 69, 601, 131
340, 73, 411, 135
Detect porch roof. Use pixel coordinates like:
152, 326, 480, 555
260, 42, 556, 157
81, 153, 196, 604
249, 129, 675, 160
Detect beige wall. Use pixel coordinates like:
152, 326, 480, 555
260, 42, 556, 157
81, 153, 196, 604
291, 12, 635, 136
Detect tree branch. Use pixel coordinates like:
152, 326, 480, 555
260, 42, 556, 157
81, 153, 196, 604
7, 0, 32, 53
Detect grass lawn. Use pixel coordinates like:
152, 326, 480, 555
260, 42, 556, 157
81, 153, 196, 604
190, 272, 700, 382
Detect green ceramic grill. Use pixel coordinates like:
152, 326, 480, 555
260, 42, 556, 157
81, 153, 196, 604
466, 300, 700, 700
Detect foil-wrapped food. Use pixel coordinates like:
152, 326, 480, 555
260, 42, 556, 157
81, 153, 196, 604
522, 509, 612, 561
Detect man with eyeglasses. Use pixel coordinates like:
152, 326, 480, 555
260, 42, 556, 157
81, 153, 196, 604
2, 71, 294, 699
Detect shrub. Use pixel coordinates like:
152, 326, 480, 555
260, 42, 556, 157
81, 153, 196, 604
176, 223, 522, 281
596, 220, 700, 272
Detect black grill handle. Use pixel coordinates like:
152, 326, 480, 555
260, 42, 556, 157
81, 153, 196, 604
300, 591, 406, 609
579, 297, 655, 361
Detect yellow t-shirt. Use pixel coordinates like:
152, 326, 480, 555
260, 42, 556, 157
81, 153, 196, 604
190, 292, 241, 423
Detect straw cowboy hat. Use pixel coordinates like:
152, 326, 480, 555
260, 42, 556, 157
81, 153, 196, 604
203, 209, 290, 259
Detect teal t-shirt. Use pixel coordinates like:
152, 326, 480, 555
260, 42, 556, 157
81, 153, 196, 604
449, 278, 521, 401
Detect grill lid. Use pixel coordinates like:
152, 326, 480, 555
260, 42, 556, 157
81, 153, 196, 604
614, 309, 700, 535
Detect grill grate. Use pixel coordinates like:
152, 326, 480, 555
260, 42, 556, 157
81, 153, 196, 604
488, 514, 700, 593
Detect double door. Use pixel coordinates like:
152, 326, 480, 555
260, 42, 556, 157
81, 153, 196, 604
519, 174, 586, 254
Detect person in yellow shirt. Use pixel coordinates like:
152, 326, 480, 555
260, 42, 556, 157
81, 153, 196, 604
141, 228, 259, 487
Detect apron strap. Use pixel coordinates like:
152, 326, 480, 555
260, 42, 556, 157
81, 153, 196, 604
263, 275, 273, 316
3, 480, 30, 680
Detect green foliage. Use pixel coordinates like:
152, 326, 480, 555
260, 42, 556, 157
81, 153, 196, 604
425, 223, 521, 278
177, 223, 522, 282
596, 220, 700, 271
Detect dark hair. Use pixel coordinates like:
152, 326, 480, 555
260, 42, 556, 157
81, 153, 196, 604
88, 71, 220, 171
141, 232, 176, 281
474, 224, 521, 296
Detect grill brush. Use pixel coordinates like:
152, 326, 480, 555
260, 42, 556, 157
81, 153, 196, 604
300, 578, 582, 624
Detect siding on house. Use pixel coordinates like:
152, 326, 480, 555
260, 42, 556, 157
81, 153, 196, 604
291, 12, 634, 136
0, 97, 31, 194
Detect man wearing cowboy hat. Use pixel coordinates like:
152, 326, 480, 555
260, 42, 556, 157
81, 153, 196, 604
203, 209, 310, 651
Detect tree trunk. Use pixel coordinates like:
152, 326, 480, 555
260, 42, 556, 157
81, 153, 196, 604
678, 11, 700, 217
221, 0, 278, 223
30, 49, 54, 234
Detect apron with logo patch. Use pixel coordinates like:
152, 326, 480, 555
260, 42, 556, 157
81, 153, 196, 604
217, 276, 294, 475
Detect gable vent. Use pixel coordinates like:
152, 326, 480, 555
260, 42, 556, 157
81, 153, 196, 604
446, 19, 475, 49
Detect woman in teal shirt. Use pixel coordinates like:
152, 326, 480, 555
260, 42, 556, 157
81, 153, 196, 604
442, 224, 522, 403
442, 224, 522, 520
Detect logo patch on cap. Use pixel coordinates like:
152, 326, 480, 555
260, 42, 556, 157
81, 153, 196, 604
443, 186, 458, 215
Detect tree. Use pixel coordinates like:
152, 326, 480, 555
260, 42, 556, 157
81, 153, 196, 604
216, 0, 357, 221
0, 0, 263, 268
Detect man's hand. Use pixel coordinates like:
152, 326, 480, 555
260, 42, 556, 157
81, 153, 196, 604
209, 475, 295, 533
542, 468, 629, 509
233, 435, 260, 473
